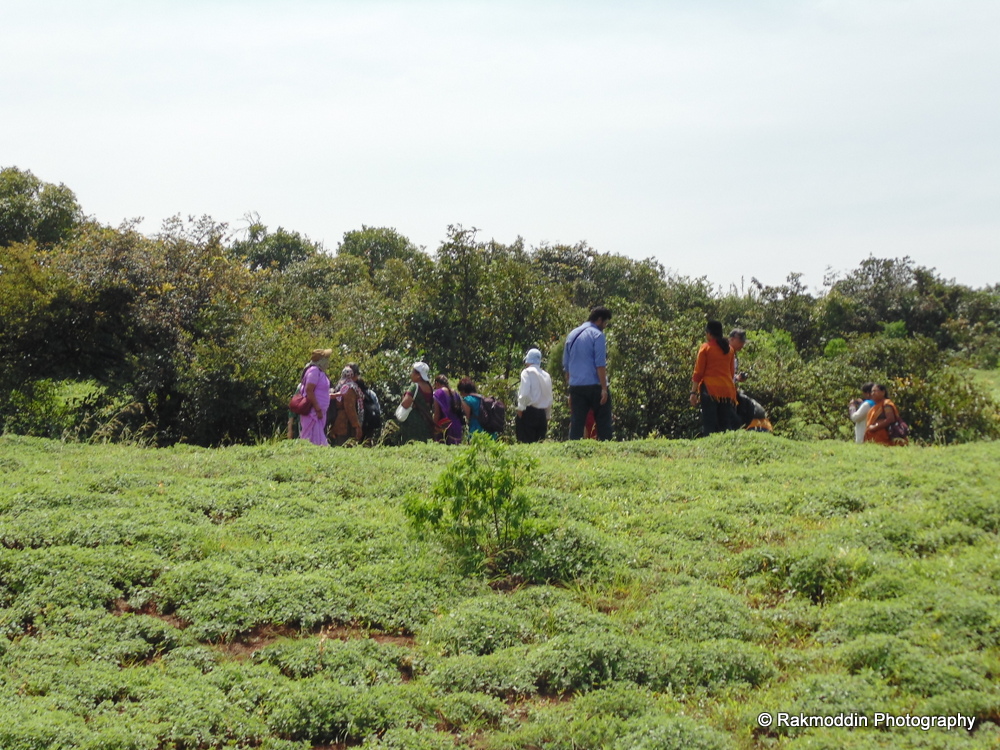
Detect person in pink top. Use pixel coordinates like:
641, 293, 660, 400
298, 348, 332, 446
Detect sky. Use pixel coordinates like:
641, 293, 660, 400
3, 0, 998, 291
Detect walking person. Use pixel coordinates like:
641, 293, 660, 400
433, 374, 467, 445
396, 362, 439, 445
516, 348, 553, 443
690, 321, 740, 436
330, 366, 364, 445
864, 383, 906, 446
298, 348, 333, 446
562, 306, 613, 441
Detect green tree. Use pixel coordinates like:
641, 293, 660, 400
337, 225, 430, 278
0, 167, 82, 247
229, 217, 321, 271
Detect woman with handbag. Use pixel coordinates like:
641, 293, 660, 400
297, 349, 333, 446
864, 383, 907, 446
395, 362, 440, 444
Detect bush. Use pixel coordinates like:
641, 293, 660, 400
404, 432, 537, 577
612, 714, 734, 750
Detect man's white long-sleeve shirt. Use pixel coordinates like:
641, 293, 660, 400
517, 365, 553, 416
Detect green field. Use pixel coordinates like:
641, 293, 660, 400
2, 433, 1000, 749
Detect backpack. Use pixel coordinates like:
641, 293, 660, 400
361, 386, 382, 438
478, 396, 506, 434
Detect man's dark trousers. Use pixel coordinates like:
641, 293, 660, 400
516, 406, 548, 444
568, 385, 612, 440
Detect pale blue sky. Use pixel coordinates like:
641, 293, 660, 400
3, 0, 998, 290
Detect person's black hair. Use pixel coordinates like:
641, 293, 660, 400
706, 320, 730, 354
861, 382, 874, 395
729, 328, 746, 342
873, 383, 889, 397
434, 374, 450, 388
588, 306, 612, 323
347, 362, 360, 377
458, 377, 478, 394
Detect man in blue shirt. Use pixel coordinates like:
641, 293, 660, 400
562, 306, 613, 440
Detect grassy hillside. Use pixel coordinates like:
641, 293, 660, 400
1, 433, 999, 749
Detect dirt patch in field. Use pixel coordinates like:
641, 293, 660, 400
110, 598, 188, 629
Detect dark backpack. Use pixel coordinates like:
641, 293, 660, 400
478, 396, 506, 434
360, 384, 382, 440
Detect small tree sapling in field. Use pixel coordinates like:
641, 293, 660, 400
404, 432, 537, 576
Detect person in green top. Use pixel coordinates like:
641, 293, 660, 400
397, 361, 440, 444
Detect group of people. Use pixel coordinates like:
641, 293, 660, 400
291, 307, 782, 448
849, 383, 908, 445
289, 351, 381, 447
690, 320, 773, 437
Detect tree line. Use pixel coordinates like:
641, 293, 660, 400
2, 166, 998, 446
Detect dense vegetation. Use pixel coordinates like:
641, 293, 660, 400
2, 432, 1000, 748
2, 166, 998, 446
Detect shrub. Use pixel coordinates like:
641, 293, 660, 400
612, 714, 734, 750
404, 432, 537, 577
528, 629, 655, 694
838, 635, 987, 696
425, 647, 537, 698
255, 637, 407, 684
628, 584, 762, 642
653, 639, 775, 692
510, 519, 620, 584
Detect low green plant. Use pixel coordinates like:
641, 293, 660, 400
404, 432, 537, 576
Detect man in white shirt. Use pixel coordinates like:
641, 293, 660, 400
849, 383, 875, 444
516, 348, 553, 443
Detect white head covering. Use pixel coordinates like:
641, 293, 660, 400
524, 348, 542, 366
412, 361, 431, 383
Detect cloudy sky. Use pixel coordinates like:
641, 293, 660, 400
3, 0, 998, 290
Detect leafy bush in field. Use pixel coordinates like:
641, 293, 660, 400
751, 673, 892, 738
264, 680, 419, 743
838, 635, 987, 696
628, 583, 762, 642
511, 519, 621, 583
781, 544, 877, 603
528, 629, 655, 693
425, 647, 538, 698
405, 433, 537, 577
430, 690, 508, 731
361, 727, 456, 750
255, 637, 407, 684
418, 587, 612, 658
483, 684, 668, 750
653, 639, 775, 692
612, 715, 734, 750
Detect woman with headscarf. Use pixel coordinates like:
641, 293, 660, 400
689, 321, 740, 436
433, 374, 468, 445
397, 362, 440, 444
298, 348, 333, 446
330, 366, 364, 445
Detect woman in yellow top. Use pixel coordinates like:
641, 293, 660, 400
689, 320, 740, 436
864, 383, 906, 445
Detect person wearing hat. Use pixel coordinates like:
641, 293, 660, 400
516, 347, 553, 443
396, 361, 440, 444
299, 348, 333, 446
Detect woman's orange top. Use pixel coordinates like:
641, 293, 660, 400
864, 398, 898, 445
692, 341, 737, 403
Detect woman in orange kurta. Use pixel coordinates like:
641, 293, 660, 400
864, 383, 905, 445
690, 320, 740, 436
